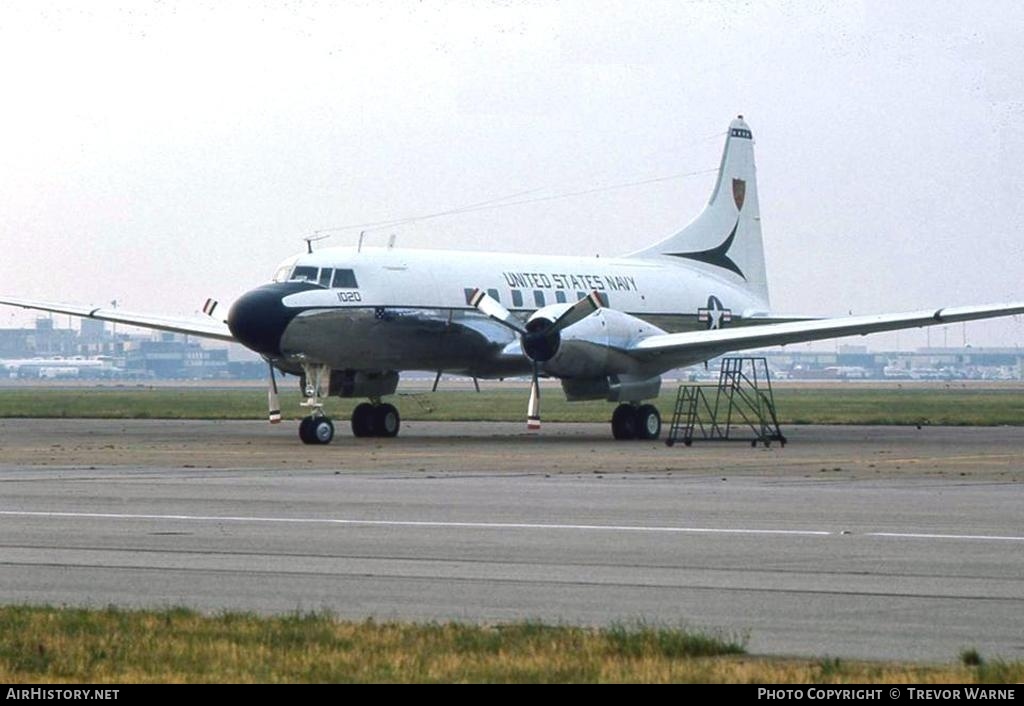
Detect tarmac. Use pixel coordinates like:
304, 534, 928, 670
0, 419, 1021, 662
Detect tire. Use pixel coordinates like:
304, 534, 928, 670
298, 416, 316, 444
311, 417, 334, 445
373, 403, 401, 438
611, 404, 638, 440
635, 404, 661, 440
351, 402, 375, 437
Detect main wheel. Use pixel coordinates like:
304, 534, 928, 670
635, 404, 661, 440
373, 403, 401, 438
351, 402, 376, 437
611, 404, 638, 440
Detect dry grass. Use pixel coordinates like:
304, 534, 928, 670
0, 606, 1020, 683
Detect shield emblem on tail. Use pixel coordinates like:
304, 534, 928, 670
732, 179, 746, 211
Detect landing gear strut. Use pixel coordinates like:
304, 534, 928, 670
351, 401, 401, 438
611, 403, 661, 441
298, 363, 335, 445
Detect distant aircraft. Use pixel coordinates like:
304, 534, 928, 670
0, 357, 120, 379
3, 116, 1021, 444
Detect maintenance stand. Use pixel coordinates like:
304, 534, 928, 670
666, 357, 786, 448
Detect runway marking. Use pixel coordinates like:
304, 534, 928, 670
0, 510, 829, 537
866, 532, 1024, 542
1, 510, 1022, 542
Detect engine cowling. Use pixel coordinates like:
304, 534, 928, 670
561, 374, 662, 402
534, 306, 667, 378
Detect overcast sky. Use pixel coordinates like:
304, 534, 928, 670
1, 0, 1022, 349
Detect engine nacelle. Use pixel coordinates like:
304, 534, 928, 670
561, 374, 662, 402
327, 369, 399, 398
535, 307, 667, 378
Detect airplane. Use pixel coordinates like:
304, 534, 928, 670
2, 116, 1022, 444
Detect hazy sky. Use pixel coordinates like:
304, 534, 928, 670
1, 0, 1022, 349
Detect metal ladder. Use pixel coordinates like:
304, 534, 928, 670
666, 357, 786, 448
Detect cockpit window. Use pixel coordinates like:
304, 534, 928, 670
332, 269, 358, 288
273, 266, 291, 283
290, 266, 318, 283
318, 268, 333, 287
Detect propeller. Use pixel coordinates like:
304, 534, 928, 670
266, 361, 282, 424
470, 289, 603, 431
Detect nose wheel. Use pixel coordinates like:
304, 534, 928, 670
299, 415, 335, 445
297, 363, 335, 445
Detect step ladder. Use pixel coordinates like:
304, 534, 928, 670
666, 357, 786, 448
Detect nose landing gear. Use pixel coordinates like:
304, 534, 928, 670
298, 363, 335, 445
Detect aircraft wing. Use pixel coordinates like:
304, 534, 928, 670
0, 296, 235, 342
628, 302, 1024, 367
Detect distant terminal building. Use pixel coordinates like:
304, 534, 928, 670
0, 318, 77, 357
758, 345, 1023, 381
124, 334, 229, 379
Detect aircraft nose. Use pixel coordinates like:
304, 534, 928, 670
227, 282, 314, 356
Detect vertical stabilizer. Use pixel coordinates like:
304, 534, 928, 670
630, 116, 769, 306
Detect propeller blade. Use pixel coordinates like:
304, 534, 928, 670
267, 362, 282, 424
526, 363, 541, 431
469, 288, 526, 334
548, 290, 603, 333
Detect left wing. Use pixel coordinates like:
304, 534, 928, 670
0, 296, 235, 342
629, 302, 1024, 368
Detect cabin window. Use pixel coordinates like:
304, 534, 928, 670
488, 288, 500, 302
555, 291, 567, 304
533, 291, 545, 307
463, 288, 476, 305
290, 266, 318, 283
597, 293, 609, 307
576, 291, 586, 301
511, 290, 523, 308
318, 268, 333, 287
333, 269, 358, 288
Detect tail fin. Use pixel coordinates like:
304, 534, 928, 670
629, 116, 769, 307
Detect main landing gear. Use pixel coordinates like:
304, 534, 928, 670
611, 403, 661, 441
351, 402, 401, 438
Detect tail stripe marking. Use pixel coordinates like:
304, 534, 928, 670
663, 220, 746, 280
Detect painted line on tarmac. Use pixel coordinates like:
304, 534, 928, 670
2, 510, 1022, 543
0, 510, 828, 537
866, 532, 1024, 542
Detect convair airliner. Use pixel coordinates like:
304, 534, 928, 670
3, 117, 1021, 444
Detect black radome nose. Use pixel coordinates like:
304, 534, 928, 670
227, 282, 316, 356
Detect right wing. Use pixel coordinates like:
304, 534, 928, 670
0, 296, 235, 342
629, 302, 1024, 369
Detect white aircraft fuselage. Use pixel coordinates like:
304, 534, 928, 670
228, 246, 766, 380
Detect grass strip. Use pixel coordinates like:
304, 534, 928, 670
1, 606, 1021, 683
0, 387, 1022, 425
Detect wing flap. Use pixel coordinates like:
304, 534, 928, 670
0, 296, 235, 342
629, 302, 1024, 366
